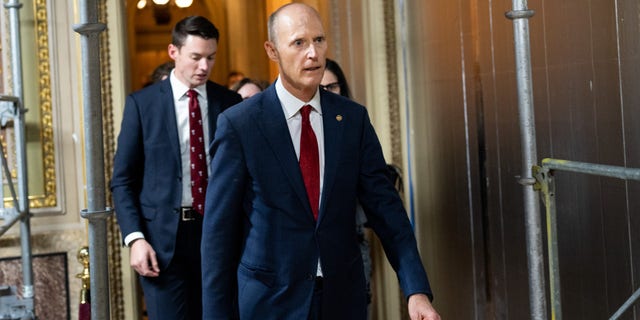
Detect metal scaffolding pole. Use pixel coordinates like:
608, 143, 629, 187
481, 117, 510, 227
506, 1, 547, 319
535, 158, 640, 320
72, 1, 111, 319
3, 1, 35, 318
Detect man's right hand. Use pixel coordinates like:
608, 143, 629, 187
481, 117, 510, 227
130, 239, 160, 277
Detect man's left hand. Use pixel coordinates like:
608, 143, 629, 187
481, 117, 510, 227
408, 293, 441, 320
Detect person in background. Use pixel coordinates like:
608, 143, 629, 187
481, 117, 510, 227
201, 3, 440, 320
320, 58, 351, 98
111, 16, 242, 319
151, 61, 174, 83
321, 57, 373, 313
227, 70, 245, 89
142, 61, 174, 87
231, 77, 265, 99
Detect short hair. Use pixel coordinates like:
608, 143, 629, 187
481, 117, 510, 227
231, 77, 266, 92
172, 16, 219, 48
324, 58, 352, 99
151, 61, 174, 83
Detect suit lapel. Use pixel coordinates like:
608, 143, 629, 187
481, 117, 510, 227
317, 92, 345, 223
205, 81, 222, 138
256, 87, 314, 220
160, 80, 181, 165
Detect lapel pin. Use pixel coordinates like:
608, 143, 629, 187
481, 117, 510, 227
336, 115, 343, 121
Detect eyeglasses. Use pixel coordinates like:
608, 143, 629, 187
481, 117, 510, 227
319, 82, 340, 92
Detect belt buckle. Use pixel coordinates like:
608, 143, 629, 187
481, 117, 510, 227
181, 207, 196, 221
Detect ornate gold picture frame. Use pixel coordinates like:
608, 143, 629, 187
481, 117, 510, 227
1, 0, 57, 209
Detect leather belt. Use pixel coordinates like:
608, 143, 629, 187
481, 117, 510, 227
180, 207, 199, 221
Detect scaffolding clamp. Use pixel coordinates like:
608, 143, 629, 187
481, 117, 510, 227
80, 207, 113, 220
0, 95, 19, 127
505, 9, 535, 20
517, 176, 537, 186
532, 165, 555, 206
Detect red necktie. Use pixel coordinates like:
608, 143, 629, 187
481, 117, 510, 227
299, 105, 320, 220
187, 89, 207, 215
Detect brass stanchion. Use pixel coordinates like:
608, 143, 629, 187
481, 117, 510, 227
76, 247, 91, 320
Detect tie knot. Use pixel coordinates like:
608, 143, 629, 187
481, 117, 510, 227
187, 89, 197, 99
300, 105, 313, 120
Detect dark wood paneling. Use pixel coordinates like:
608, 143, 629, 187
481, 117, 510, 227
406, 0, 640, 319
405, 1, 481, 319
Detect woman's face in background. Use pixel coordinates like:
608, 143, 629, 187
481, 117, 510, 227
320, 69, 341, 95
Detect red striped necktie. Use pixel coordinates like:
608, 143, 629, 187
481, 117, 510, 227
299, 105, 320, 220
187, 89, 207, 215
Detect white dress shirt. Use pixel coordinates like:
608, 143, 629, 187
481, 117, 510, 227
275, 77, 325, 276
124, 71, 210, 246
169, 71, 211, 207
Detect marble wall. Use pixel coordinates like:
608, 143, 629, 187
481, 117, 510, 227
0, 252, 69, 319
0, 229, 86, 320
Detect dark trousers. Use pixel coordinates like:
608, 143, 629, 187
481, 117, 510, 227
308, 277, 323, 320
140, 216, 203, 320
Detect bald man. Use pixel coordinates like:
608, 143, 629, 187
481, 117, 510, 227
201, 4, 440, 320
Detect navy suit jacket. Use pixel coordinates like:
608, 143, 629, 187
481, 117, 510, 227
201, 85, 432, 319
111, 79, 241, 270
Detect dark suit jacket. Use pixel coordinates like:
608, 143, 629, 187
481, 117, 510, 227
201, 85, 432, 319
111, 79, 241, 270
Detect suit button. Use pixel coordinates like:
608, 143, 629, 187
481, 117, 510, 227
307, 274, 314, 280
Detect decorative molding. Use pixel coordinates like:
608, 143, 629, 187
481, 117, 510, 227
31, 0, 57, 208
0, 11, 4, 95
1, 7, 11, 93
99, 0, 125, 319
383, 0, 402, 168
1, 0, 58, 209
383, 1, 408, 319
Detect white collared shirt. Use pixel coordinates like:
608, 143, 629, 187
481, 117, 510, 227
275, 77, 325, 202
275, 77, 325, 276
170, 70, 211, 207
124, 72, 211, 246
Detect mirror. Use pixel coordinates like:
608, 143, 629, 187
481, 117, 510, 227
0, 0, 57, 209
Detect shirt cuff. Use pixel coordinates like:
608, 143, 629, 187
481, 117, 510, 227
124, 232, 145, 247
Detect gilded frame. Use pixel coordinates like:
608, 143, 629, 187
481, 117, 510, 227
1, 0, 57, 209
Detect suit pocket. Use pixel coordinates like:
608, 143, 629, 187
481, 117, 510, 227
140, 205, 157, 221
238, 262, 276, 288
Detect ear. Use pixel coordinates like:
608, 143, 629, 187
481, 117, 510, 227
168, 44, 178, 60
264, 41, 278, 62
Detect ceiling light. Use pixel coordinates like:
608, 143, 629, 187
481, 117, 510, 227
175, 0, 193, 8
152, 0, 170, 5
136, 0, 147, 9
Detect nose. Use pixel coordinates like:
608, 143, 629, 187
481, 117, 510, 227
307, 44, 318, 59
198, 58, 209, 70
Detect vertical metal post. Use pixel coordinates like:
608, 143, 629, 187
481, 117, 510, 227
545, 173, 561, 320
4, 1, 34, 318
506, 1, 547, 319
72, 1, 111, 319
538, 158, 640, 319
534, 165, 562, 320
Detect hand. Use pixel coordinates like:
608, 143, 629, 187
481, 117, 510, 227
408, 293, 441, 320
129, 239, 160, 277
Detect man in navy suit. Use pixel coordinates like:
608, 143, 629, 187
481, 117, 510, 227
201, 4, 440, 320
111, 16, 241, 319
